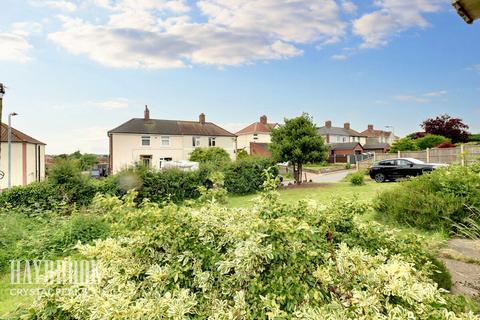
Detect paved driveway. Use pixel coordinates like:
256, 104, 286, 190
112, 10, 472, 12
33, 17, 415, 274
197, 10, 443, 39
282, 169, 356, 185
305, 169, 355, 183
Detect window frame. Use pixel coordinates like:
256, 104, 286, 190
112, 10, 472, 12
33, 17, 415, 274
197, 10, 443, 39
161, 136, 170, 146
141, 136, 151, 146
192, 136, 201, 147
208, 137, 216, 147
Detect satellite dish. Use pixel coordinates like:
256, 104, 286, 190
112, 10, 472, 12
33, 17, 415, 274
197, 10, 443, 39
0, 170, 4, 180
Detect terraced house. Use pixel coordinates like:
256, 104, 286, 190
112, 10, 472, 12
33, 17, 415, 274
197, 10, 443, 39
108, 106, 237, 173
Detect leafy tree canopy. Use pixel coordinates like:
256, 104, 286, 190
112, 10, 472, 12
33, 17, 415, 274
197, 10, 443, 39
421, 114, 469, 143
189, 147, 231, 166
270, 113, 326, 183
415, 134, 450, 150
389, 137, 419, 153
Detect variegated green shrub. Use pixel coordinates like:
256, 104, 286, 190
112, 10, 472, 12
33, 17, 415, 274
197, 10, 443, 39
27, 185, 478, 319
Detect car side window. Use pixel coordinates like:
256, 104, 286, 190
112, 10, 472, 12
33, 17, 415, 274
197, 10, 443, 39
379, 160, 395, 166
396, 160, 411, 166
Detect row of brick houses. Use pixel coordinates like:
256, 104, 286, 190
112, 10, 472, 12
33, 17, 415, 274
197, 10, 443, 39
107, 108, 399, 172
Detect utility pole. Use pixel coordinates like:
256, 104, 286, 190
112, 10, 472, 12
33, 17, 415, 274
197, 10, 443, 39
0, 83, 5, 183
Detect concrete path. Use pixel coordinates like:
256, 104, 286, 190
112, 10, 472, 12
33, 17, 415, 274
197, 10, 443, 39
440, 239, 480, 300
305, 169, 356, 183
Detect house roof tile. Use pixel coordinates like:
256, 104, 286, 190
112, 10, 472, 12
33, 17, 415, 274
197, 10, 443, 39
318, 126, 366, 137
236, 122, 278, 135
108, 118, 236, 137
329, 142, 363, 150
0, 123, 46, 145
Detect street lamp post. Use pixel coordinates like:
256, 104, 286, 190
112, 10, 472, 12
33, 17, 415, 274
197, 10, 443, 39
385, 125, 395, 143
8, 112, 18, 188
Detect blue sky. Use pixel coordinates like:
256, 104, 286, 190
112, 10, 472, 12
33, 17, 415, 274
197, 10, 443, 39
1, 0, 479, 154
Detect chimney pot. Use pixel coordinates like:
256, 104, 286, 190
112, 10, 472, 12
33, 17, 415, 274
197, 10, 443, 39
325, 121, 332, 128
260, 115, 267, 125
144, 105, 150, 120
344, 122, 351, 130
368, 124, 374, 130
199, 113, 206, 124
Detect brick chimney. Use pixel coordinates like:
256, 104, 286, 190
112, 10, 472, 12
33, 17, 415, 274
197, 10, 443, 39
368, 124, 374, 131
199, 112, 206, 124
344, 122, 351, 130
144, 105, 150, 120
260, 115, 267, 125
325, 120, 332, 128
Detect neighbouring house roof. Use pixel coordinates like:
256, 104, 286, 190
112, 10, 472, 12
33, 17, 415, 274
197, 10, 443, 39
236, 122, 278, 135
318, 126, 366, 137
363, 143, 390, 150
108, 118, 236, 137
361, 128, 393, 138
0, 123, 46, 145
329, 142, 363, 151
250, 142, 271, 157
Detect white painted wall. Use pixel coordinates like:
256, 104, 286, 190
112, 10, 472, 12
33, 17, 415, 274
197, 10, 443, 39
0, 142, 45, 190
237, 133, 271, 154
323, 134, 367, 145
110, 133, 237, 173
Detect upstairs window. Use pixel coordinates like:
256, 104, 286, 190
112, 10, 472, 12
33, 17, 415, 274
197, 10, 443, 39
192, 136, 201, 147
209, 137, 216, 147
253, 133, 258, 140
141, 136, 150, 146
161, 136, 170, 146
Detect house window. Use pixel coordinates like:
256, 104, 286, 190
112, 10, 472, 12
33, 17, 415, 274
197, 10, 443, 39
142, 136, 150, 146
140, 155, 152, 167
209, 137, 216, 147
342, 136, 347, 142
253, 133, 258, 140
192, 136, 201, 147
161, 136, 170, 146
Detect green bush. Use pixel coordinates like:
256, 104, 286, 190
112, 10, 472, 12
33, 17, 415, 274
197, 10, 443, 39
390, 137, 420, 153
189, 147, 231, 166
223, 157, 278, 194
46, 214, 110, 254
0, 182, 60, 211
374, 165, 480, 233
416, 134, 450, 150
350, 172, 365, 186
26, 187, 475, 319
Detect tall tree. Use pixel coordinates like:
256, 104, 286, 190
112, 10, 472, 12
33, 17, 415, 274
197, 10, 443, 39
421, 114, 469, 143
270, 114, 326, 184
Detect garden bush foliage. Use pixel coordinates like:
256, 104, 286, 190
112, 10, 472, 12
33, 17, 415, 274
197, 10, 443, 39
26, 181, 475, 319
223, 157, 278, 194
349, 172, 365, 186
189, 147, 231, 166
375, 165, 480, 234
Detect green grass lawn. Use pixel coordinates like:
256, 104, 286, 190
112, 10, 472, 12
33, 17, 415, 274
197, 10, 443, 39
227, 180, 397, 208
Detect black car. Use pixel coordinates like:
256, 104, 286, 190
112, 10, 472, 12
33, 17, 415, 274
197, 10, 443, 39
369, 158, 447, 183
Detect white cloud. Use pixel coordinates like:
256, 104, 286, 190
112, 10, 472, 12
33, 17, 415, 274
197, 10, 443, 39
29, 0, 77, 12
331, 54, 348, 61
341, 0, 357, 14
90, 98, 130, 110
353, 0, 442, 48
423, 90, 447, 97
47, 0, 347, 69
470, 64, 480, 74
0, 22, 41, 63
394, 90, 447, 103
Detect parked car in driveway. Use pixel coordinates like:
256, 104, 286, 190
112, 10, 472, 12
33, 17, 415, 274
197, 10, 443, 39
369, 158, 447, 183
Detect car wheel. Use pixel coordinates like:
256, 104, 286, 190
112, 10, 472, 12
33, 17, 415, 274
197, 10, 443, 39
374, 173, 386, 183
